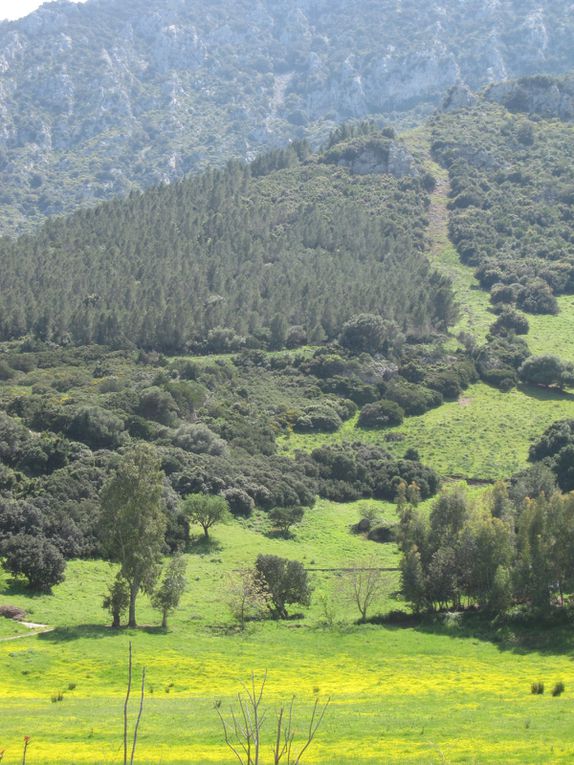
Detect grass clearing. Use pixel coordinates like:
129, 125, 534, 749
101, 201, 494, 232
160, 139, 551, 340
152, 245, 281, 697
528, 296, 574, 366
281, 382, 574, 480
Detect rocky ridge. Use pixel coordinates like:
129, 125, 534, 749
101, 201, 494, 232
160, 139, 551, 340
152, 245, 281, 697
1, 0, 573, 235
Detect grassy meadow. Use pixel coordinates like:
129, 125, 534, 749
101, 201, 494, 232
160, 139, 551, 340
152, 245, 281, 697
2, 499, 574, 765
280, 382, 574, 480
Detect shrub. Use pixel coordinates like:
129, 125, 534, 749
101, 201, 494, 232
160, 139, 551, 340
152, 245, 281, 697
367, 523, 397, 543
384, 380, 443, 416
490, 308, 529, 336
173, 423, 226, 455
2, 534, 66, 592
552, 682, 565, 697
531, 682, 545, 695
516, 280, 558, 315
269, 506, 305, 534
480, 367, 517, 390
358, 400, 404, 429
404, 448, 420, 461
519, 356, 574, 389
224, 488, 255, 517
137, 386, 178, 425
0, 361, 16, 380
293, 404, 342, 433
490, 283, 517, 305
339, 314, 400, 355
0, 604, 26, 620
425, 370, 462, 400
66, 406, 125, 449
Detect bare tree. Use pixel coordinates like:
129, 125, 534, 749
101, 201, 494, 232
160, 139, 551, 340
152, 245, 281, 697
216, 673, 329, 765
123, 642, 146, 765
273, 696, 330, 765
216, 673, 267, 765
227, 570, 270, 630
345, 564, 383, 623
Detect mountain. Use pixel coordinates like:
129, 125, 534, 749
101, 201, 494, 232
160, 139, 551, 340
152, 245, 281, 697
1, 0, 574, 235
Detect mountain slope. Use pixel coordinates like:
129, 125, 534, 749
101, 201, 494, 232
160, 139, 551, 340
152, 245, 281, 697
0, 132, 455, 351
1, 0, 574, 235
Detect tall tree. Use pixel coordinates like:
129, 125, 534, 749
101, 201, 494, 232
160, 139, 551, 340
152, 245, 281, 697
99, 444, 166, 628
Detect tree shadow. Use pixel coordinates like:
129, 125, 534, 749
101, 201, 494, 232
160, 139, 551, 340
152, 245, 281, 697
39, 624, 122, 642
517, 383, 574, 402
1, 579, 47, 598
186, 536, 223, 556
264, 529, 295, 541
39, 623, 169, 642
367, 610, 574, 657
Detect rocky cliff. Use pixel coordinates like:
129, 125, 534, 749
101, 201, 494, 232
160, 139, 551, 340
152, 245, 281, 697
1, 0, 573, 235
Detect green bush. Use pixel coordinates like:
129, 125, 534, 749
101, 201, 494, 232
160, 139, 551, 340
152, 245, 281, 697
384, 380, 443, 416
358, 400, 404, 429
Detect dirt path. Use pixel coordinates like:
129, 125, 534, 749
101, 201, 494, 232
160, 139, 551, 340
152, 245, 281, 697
424, 155, 492, 342
0, 622, 53, 642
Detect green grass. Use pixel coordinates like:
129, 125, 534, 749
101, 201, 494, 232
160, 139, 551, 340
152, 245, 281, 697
2, 499, 574, 764
281, 383, 574, 480
528, 296, 574, 366
0, 618, 30, 639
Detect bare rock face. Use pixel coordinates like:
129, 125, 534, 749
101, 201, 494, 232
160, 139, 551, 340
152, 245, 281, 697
485, 75, 574, 120
442, 83, 479, 112
0, 0, 573, 235
323, 137, 418, 178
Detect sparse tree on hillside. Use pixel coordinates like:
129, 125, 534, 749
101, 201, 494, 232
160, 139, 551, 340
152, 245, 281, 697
344, 563, 383, 623
151, 555, 187, 629
99, 444, 166, 628
103, 574, 130, 629
269, 506, 305, 535
183, 493, 231, 540
226, 569, 270, 630
254, 555, 311, 619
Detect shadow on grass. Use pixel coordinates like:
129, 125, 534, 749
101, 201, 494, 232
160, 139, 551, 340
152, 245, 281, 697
1, 579, 49, 598
186, 536, 223, 556
517, 383, 574, 402
365, 609, 574, 657
264, 529, 295, 541
38, 624, 169, 642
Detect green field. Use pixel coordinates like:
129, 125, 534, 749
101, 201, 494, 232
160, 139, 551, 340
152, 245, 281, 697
2, 499, 574, 765
529, 296, 574, 366
280, 382, 574, 480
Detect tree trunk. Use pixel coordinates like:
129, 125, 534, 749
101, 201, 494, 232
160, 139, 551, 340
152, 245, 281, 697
162, 609, 168, 629
128, 580, 139, 628
112, 608, 121, 629
202, 525, 209, 539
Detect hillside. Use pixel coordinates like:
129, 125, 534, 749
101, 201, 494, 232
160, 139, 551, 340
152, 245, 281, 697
0, 131, 455, 351
4, 74, 574, 763
2, 0, 574, 235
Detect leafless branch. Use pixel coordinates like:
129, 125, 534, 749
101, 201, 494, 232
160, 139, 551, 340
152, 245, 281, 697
124, 642, 133, 765
130, 667, 146, 765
